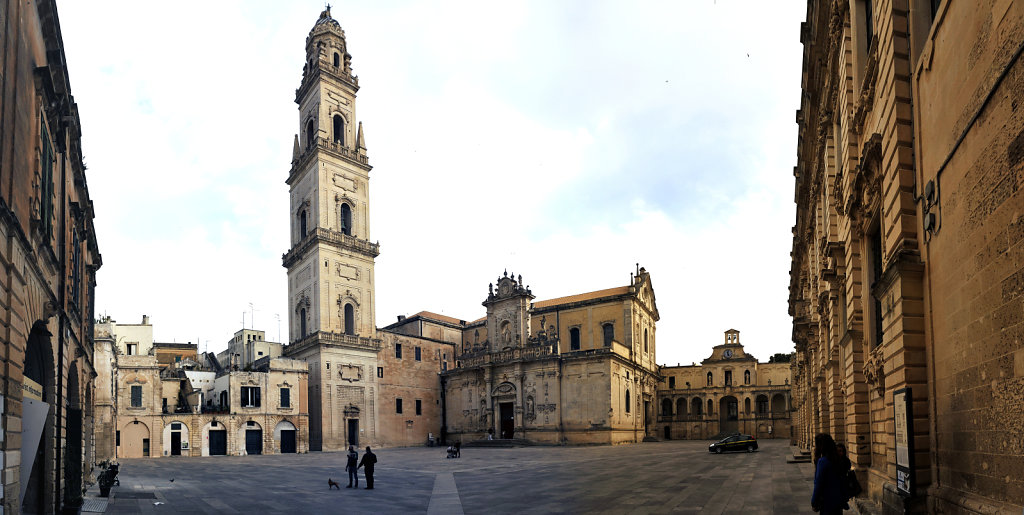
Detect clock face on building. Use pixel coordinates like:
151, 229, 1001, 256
723, 349, 733, 359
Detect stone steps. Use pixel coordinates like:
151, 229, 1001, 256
462, 438, 533, 448
786, 446, 812, 463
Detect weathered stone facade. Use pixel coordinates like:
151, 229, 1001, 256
94, 318, 309, 459
442, 269, 661, 445
790, 1, 1024, 513
657, 330, 793, 441
0, 0, 102, 511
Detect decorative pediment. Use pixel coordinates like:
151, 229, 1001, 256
124, 373, 147, 385
338, 364, 362, 382
492, 382, 516, 396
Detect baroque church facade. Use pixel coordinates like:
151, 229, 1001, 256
280, 8, 663, 450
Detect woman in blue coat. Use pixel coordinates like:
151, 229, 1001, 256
811, 433, 848, 514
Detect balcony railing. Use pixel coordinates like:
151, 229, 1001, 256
283, 227, 380, 267
291, 330, 382, 352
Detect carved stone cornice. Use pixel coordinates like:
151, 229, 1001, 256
282, 227, 380, 268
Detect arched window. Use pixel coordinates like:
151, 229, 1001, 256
299, 210, 308, 238
569, 327, 581, 351
306, 119, 315, 148
676, 398, 686, 417
756, 395, 769, 415
344, 303, 355, 335
340, 203, 352, 235
625, 389, 630, 413
691, 397, 702, 416
602, 323, 614, 347
220, 391, 228, 408
744, 370, 751, 385
661, 398, 672, 416
643, 328, 648, 353
771, 393, 787, 414
725, 370, 733, 386
333, 115, 344, 145
744, 397, 751, 414
707, 399, 714, 415
299, 308, 307, 338
707, 372, 713, 386
333, 52, 340, 67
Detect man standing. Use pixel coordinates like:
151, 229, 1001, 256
345, 446, 359, 488
357, 446, 377, 489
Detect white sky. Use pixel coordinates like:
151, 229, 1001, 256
59, 1, 804, 366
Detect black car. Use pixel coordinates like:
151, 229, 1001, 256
708, 434, 758, 453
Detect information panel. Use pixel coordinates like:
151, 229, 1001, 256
894, 387, 914, 497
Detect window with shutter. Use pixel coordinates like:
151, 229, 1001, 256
281, 388, 291, 408
131, 385, 142, 407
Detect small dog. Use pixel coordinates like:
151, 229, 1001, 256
328, 478, 341, 490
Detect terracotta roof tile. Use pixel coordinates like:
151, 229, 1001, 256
413, 311, 466, 326
533, 285, 632, 309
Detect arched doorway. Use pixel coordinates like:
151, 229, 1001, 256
275, 420, 297, 453
202, 420, 227, 456
720, 396, 739, 435
239, 421, 263, 455
22, 321, 54, 514
64, 364, 83, 506
163, 421, 190, 456
120, 421, 151, 458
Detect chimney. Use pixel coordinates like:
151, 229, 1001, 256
397, 315, 406, 322
142, 315, 150, 325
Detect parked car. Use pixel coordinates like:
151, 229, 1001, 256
709, 434, 757, 453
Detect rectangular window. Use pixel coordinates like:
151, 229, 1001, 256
396, 398, 403, 414
241, 386, 261, 408
415, 399, 422, 416
864, 0, 874, 50
725, 370, 733, 386
171, 422, 182, 430
281, 387, 291, 408
668, 377, 675, 389
116, 431, 121, 446
570, 328, 581, 351
39, 121, 54, 239
126, 343, 138, 356
377, 367, 383, 378
143, 438, 150, 456
326, 362, 330, 369
868, 220, 884, 347
415, 346, 422, 361
395, 343, 402, 359
131, 385, 143, 407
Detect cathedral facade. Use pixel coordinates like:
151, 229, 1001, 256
281, 8, 662, 451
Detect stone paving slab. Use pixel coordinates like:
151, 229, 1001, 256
104, 440, 816, 514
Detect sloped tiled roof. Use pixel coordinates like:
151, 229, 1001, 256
533, 286, 632, 309
413, 311, 466, 326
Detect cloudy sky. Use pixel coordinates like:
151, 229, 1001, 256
59, 1, 804, 366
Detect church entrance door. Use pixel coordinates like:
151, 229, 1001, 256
348, 419, 359, 447
499, 402, 514, 439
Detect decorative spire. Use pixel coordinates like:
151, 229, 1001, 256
292, 134, 300, 163
357, 121, 366, 151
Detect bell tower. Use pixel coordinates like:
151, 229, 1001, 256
283, 7, 381, 451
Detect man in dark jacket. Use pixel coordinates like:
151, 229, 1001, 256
345, 446, 359, 488
357, 446, 377, 489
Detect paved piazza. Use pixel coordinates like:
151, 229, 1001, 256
104, 440, 816, 514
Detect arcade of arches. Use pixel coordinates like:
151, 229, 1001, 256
656, 330, 793, 441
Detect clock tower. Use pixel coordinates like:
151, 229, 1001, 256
283, 7, 381, 451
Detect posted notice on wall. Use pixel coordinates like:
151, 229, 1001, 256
894, 387, 914, 497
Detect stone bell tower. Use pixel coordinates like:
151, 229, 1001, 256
283, 7, 381, 451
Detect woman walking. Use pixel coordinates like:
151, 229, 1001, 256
811, 433, 848, 514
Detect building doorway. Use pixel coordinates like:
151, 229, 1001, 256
171, 432, 182, 456
243, 421, 263, 455
209, 430, 227, 455
281, 430, 297, 453
499, 402, 514, 439
348, 419, 359, 447
720, 396, 739, 435
664, 426, 671, 440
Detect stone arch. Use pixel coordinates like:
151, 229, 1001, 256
744, 397, 752, 414
691, 397, 703, 416
64, 363, 84, 504
22, 320, 56, 513
120, 420, 151, 458
661, 398, 672, 416
202, 420, 229, 456
772, 393, 787, 414
239, 420, 264, 456
676, 397, 686, 417
720, 396, 739, 434
756, 394, 769, 415
274, 419, 298, 453
163, 420, 191, 456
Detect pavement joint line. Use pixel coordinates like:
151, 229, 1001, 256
426, 472, 464, 515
